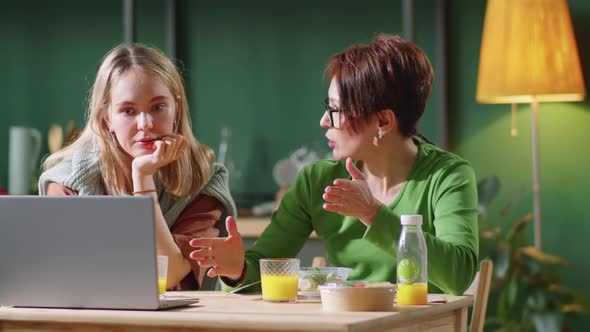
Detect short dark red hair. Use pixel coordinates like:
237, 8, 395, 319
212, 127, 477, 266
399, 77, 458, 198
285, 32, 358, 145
326, 34, 434, 137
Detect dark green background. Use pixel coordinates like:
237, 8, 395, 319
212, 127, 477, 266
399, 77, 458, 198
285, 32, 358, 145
1, 0, 589, 329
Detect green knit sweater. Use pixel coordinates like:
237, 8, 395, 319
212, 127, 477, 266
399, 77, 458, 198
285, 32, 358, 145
224, 137, 478, 295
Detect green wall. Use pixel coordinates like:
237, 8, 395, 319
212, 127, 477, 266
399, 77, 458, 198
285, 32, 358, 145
1, 0, 123, 191
1, 0, 440, 200
177, 0, 440, 198
2, 0, 589, 328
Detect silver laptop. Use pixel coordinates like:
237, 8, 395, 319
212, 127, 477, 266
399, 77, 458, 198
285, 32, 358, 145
0, 196, 198, 310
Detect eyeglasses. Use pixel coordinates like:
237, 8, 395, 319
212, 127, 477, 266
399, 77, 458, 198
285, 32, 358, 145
324, 98, 342, 128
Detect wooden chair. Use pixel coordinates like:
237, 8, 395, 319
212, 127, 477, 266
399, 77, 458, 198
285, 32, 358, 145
464, 259, 493, 332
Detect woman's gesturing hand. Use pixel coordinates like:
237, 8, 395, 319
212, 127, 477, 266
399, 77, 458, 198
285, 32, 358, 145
189, 216, 245, 280
322, 157, 382, 225
132, 135, 188, 176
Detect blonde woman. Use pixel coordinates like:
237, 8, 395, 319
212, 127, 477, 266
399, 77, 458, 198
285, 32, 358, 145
39, 44, 236, 291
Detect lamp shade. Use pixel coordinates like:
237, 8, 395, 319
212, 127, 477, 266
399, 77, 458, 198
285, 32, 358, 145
476, 0, 586, 104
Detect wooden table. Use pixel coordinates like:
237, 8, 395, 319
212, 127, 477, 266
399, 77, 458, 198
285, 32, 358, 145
0, 292, 472, 332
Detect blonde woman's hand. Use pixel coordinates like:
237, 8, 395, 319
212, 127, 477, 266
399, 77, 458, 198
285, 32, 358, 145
189, 216, 245, 280
131, 134, 188, 177
322, 157, 382, 226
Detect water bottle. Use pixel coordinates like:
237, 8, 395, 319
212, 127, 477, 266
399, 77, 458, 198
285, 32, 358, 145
396, 214, 428, 305
217, 127, 242, 191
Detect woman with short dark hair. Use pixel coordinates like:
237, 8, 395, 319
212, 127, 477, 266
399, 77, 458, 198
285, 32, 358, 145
191, 34, 478, 295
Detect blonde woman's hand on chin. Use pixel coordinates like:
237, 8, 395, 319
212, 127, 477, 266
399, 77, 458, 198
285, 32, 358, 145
322, 157, 382, 226
189, 216, 245, 280
132, 135, 188, 177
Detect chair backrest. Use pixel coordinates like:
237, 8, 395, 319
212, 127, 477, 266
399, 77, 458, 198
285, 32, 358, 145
464, 259, 493, 332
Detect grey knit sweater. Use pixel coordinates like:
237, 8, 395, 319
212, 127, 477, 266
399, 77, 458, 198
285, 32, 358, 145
38, 151, 236, 230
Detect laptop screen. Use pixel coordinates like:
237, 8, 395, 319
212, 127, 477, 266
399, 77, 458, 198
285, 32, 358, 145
0, 196, 162, 309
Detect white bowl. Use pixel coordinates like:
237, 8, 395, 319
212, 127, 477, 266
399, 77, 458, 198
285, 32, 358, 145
318, 281, 396, 312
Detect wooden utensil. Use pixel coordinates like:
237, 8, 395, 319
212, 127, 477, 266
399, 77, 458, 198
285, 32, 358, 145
47, 124, 64, 154
64, 120, 81, 146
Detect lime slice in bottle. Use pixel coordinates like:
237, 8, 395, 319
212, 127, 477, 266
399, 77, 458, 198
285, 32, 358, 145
398, 258, 420, 284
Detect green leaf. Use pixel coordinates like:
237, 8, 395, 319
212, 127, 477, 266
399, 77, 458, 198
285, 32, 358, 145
529, 270, 561, 289
484, 317, 506, 327
507, 276, 520, 309
505, 213, 532, 252
489, 319, 526, 332
477, 175, 500, 212
569, 292, 590, 316
480, 224, 501, 239
496, 242, 510, 279
497, 285, 511, 319
527, 257, 542, 275
561, 303, 585, 315
495, 325, 524, 332
548, 284, 573, 295
486, 318, 532, 332
529, 310, 563, 332
519, 247, 569, 266
527, 289, 548, 311
500, 185, 526, 220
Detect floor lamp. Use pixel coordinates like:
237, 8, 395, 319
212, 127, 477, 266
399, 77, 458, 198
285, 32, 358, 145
476, 0, 585, 250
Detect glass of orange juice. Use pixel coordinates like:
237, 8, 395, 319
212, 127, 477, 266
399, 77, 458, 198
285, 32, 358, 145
157, 255, 168, 296
396, 282, 428, 305
260, 258, 300, 302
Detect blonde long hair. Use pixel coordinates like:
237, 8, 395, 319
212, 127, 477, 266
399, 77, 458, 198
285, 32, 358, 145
43, 44, 215, 197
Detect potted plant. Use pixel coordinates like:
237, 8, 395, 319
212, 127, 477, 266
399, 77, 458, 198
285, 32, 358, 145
476, 176, 589, 331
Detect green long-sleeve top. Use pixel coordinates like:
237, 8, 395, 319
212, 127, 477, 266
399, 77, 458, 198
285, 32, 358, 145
223, 137, 479, 295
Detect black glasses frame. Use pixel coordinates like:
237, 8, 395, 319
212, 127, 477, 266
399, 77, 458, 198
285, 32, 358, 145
324, 98, 341, 128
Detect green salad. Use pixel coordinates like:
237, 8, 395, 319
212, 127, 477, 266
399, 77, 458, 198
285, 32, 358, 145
298, 267, 352, 293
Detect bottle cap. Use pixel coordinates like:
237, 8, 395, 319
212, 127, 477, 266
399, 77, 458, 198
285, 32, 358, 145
400, 214, 422, 226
